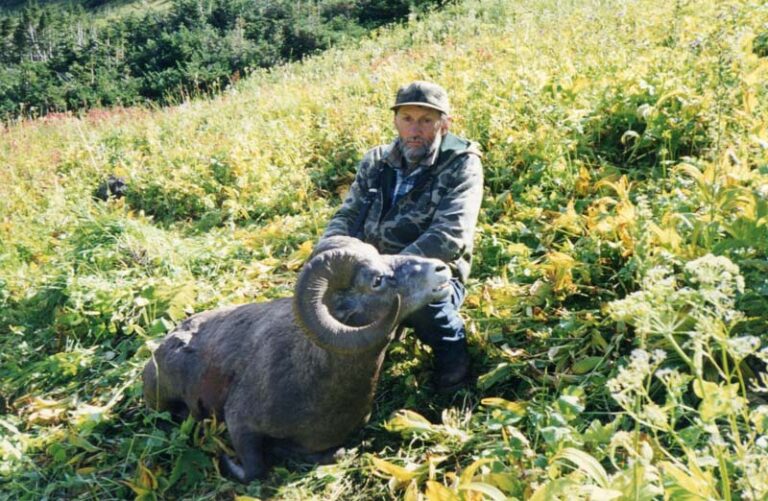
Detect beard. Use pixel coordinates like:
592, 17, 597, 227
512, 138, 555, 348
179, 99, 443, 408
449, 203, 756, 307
401, 133, 442, 165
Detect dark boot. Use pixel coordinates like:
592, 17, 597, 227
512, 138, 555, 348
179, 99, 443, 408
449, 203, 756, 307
433, 340, 471, 393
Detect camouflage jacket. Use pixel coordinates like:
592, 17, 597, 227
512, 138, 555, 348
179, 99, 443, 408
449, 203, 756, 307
322, 133, 483, 283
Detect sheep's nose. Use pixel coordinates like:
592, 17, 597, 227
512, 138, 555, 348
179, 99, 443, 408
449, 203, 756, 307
435, 264, 447, 273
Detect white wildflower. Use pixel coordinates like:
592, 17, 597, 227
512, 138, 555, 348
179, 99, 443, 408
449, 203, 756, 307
685, 254, 744, 295
642, 402, 668, 429
726, 336, 761, 361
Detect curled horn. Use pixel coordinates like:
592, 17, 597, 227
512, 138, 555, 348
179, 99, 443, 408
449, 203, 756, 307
293, 248, 400, 354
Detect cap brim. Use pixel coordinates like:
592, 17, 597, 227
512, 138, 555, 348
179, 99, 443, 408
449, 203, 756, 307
390, 102, 449, 114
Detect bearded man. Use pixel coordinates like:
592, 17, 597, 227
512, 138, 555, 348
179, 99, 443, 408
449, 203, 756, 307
320, 81, 483, 393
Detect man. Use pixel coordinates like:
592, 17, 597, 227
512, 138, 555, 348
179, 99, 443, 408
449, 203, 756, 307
321, 81, 483, 392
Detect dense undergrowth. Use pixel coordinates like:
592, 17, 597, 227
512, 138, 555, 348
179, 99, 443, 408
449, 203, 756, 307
1, 0, 768, 499
0, 0, 445, 121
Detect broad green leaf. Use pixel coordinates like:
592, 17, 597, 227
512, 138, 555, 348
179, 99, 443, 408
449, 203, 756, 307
540, 426, 573, 446
582, 417, 622, 446
554, 447, 609, 487
67, 434, 100, 453
166, 449, 208, 490
556, 386, 585, 422
571, 356, 602, 374
692, 380, 743, 422
477, 363, 515, 391
529, 478, 576, 501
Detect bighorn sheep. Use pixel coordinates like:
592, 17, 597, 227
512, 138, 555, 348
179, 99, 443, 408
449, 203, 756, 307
142, 236, 452, 483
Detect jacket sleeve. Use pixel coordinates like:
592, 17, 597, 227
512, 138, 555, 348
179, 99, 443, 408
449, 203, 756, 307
321, 151, 376, 238
400, 154, 484, 263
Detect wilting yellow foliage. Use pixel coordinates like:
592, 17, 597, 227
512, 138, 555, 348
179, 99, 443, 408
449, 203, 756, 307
17, 397, 69, 426
550, 200, 584, 236
586, 176, 637, 256
539, 251, 579, 296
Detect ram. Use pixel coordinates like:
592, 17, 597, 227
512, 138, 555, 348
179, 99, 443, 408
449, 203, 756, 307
142, 236, 451, 483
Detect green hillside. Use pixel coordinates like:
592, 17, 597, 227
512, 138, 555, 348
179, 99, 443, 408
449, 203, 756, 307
1, 0, 768, 498
0, 0, 169, 14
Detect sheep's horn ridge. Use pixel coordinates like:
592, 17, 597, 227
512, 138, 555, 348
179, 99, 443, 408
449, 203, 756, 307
293, 249, 400, 354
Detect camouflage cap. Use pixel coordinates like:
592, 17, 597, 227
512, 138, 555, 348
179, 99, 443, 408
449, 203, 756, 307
391, 81, 451, 115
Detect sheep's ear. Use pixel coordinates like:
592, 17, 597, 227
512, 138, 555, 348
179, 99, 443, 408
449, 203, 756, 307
294, 249, 399, 354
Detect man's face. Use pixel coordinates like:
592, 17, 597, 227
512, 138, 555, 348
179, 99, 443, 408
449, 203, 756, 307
394, 105, 451, 164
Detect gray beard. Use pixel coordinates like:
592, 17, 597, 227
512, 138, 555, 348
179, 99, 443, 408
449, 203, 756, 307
401, 134, 442, 166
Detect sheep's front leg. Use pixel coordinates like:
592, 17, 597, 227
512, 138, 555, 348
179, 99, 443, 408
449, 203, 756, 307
220, 428, 266, 483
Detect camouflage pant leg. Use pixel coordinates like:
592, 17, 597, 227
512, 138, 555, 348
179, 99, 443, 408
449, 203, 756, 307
400, 278, 466, 348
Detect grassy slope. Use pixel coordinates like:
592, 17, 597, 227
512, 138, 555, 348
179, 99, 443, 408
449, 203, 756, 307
1, 0, 768, 499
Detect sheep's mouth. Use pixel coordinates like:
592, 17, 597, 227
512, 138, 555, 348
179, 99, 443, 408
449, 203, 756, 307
432, 282, 450, 293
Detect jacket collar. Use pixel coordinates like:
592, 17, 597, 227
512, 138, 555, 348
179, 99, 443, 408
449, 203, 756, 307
382, 133, 479, 172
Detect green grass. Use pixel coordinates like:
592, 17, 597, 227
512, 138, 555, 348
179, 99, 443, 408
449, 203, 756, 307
1, 0, 768, 498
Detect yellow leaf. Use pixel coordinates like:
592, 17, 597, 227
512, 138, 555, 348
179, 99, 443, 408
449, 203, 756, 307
660, 461, 716, 498
137, 461, 158, 491
19, 396, 68, 425
425, 481, 459, 501
648, 222, 682, 250
575, 166, 592, 196
285, 240, 315, 271
459, 457, 495, 486
506, 242, 530, 257
540, 251, 577, 295
480, 398, 528, 414
120, 480, 150, 497
385, 409, 436, 436
484, 472, 519, 493
235, 496, 263, 501
550, 200, 583, 235
458, 482, 508, 501
581, 485, 623, 499
76, 466, 96, 475
404, 480, 420, 501
370, 456, 419, 483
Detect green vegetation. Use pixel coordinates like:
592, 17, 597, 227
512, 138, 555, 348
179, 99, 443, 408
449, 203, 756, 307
0, 0, 444, 121
1, 0, 768, 498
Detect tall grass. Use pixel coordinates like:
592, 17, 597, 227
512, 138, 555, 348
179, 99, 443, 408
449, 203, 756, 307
1, 0, 767, 498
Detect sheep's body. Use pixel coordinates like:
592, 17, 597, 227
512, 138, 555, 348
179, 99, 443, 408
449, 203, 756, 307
143, 236, 451, 482
144, 299, 382, 452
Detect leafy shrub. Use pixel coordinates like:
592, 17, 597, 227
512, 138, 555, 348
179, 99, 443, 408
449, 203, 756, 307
0, 0, 447, 121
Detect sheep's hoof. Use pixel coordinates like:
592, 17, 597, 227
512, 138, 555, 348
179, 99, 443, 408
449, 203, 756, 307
304, 446, 347, 465
219, 454, 264, 484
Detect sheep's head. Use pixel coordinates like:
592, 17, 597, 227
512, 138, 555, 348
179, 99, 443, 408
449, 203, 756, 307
294, 237, 452, 354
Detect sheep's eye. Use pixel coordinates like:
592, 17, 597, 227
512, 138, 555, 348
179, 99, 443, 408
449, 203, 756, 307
372, 275, 384, 288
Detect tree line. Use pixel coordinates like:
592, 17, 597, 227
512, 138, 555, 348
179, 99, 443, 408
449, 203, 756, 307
0, 0, 446, 121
